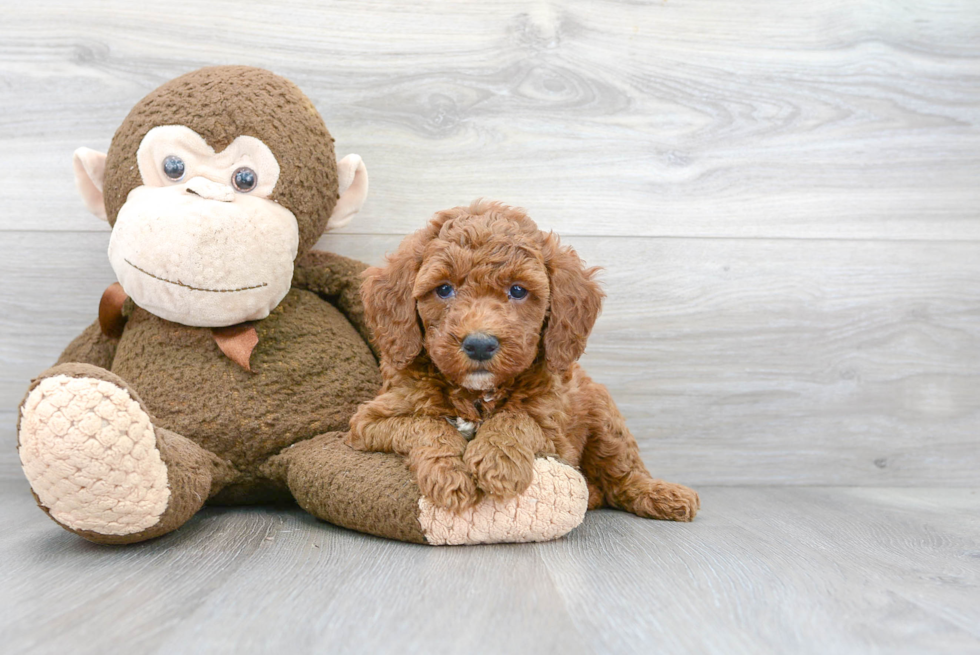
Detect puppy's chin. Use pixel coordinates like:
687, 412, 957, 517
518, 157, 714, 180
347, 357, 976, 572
461, 371, 496, 391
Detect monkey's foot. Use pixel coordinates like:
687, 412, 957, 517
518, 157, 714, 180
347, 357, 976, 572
418, 457, 589, 545
19, 375, 170, 536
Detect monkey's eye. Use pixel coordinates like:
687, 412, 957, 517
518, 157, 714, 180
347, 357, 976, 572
232, 167, 257, 192
435, 284, 455, 299
162, 156, 185, 181
508, 284, 529, 300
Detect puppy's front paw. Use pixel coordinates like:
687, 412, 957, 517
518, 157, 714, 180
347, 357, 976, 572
415, 455, 480, 513
464, 438, 535, 499
344, 430, 368, 451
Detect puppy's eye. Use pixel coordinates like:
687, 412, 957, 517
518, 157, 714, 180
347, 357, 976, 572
508, 284, 529, 300
163, 156, 185, 181
435, 284, 455, 299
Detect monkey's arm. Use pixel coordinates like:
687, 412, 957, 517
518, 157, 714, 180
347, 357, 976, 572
292, 250, 377, 358
55, 320, 120, 369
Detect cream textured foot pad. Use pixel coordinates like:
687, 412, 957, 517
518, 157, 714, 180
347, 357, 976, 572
419, 457, 589, 545
19, 375, 170, 535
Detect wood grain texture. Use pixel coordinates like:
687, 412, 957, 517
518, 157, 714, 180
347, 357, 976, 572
1, 0, 978, 238
2, 3, 979, 483
3, 231, 977, 485
1, 466, 977, 655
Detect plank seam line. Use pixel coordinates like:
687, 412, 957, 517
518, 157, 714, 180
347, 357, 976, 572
2, 229, 979, 245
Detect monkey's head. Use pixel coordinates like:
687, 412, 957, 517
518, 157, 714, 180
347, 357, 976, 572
72, 66, 368, 327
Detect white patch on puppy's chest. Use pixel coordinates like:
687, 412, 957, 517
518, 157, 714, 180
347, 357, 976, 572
446, 393, 496, 440
446, 417, 479, 441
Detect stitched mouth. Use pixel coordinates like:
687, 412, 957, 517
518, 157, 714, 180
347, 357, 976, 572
125, 259, 268, 293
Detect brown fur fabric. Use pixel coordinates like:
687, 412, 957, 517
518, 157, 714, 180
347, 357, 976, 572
101, 66, 338, 255
348, 201, 700, 521
107, 281, 380, 476
263, 432, 427, 544
33, 250, 433, 543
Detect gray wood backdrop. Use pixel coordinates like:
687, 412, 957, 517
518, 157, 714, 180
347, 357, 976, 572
1, 0, 978, 486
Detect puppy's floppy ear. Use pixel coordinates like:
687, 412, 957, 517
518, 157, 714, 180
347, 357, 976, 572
542, 236, 605, 373
361, 232, 426, 369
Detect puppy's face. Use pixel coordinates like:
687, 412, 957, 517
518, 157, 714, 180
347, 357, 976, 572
413, 221, 550, 390
362, 201, 603, 384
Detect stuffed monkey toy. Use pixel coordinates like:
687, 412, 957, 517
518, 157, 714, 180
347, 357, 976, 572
16, 66, 587, 546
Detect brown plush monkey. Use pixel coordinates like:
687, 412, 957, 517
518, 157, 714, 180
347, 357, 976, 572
17, 67, 588, 545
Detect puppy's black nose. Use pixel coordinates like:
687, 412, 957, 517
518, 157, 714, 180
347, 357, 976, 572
462, 333, 499, 362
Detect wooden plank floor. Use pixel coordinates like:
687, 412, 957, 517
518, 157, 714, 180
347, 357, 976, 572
2, 455, 978, 655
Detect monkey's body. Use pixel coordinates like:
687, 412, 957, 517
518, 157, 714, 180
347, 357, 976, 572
26, 253, 438, 543
18, 67, 589, 546
103, 289, 378, 479
57, 256, 379, 494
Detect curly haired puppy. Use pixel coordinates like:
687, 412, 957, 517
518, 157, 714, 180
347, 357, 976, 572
348, 200, 699, 521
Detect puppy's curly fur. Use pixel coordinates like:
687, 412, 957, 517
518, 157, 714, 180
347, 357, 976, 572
348, 200, 699, 521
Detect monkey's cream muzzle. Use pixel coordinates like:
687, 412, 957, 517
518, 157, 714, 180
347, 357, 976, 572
183, 176, 236, 203
109, 184, 299, 327
104, 126, 299, 327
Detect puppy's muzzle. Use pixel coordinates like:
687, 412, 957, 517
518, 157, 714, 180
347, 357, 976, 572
461, 333, 499, 362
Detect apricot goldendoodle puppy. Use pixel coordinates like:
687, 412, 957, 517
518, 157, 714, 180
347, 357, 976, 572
347, 200, 700, 521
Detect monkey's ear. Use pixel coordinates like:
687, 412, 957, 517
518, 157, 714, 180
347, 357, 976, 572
326, 154, 369, 231
73, 147, 108, 222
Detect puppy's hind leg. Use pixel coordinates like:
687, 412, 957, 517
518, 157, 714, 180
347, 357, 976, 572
578, 381, 700, 522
